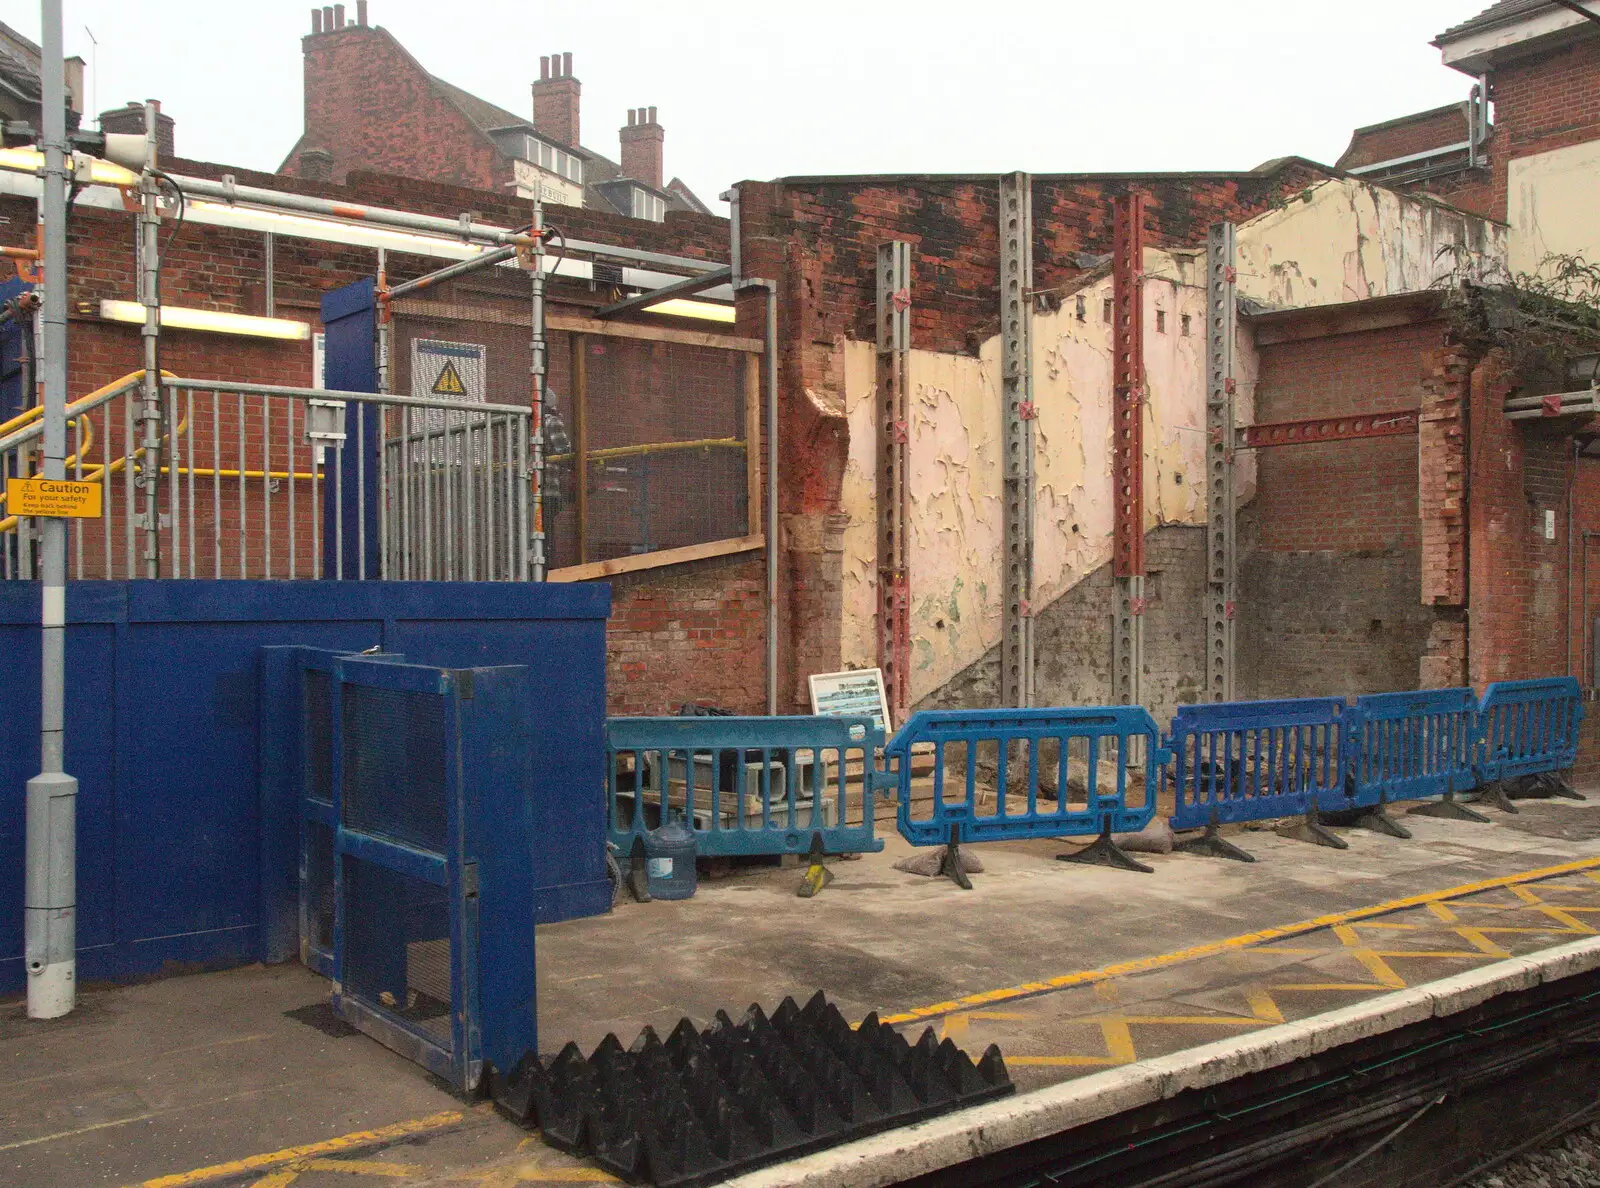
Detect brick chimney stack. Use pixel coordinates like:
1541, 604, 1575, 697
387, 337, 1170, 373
619, 106, 662, 191
532, 53, 580, 149
99, 100, 175, 160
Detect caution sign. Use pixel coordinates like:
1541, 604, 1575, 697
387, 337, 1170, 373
7, 477, 102, 518
411, 339, 486, 403
432, 360, 467, 396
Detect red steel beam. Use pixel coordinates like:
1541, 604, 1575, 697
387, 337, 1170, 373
1112, 192, 1146, 579
1239, 409, 1419, 448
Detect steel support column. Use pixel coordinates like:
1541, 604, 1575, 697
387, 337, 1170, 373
1112, 192, 1146, 708
526, 198, 546, 581
1000, 173, 1035, 709
1205, 223, 1238, 703
876, 241, 912, 724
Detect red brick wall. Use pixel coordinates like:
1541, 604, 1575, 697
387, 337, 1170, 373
604, 555, 766, 716
284, 24, 507, 191
1487, 34, 1600, 221
1238, 319, 1445, 698
1249, 321, 1440, 554
1337, 105, 1470, 170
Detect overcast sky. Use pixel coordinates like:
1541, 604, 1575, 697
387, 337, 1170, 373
12, 1, 1484, 208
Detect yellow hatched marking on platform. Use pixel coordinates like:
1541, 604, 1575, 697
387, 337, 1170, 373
880, 857, 1600, 1025
135, 1111, 464, 1187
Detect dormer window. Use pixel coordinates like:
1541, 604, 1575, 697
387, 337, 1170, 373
631, 188, 664, 222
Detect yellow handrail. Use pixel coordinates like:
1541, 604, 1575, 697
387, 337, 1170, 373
0, 369, 149, 440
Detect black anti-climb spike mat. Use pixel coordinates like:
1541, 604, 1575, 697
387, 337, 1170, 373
488, 990, 1013, 1187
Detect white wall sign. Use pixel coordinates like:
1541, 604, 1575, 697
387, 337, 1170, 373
808, 668, 892, 734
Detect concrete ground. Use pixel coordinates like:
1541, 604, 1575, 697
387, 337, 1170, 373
7, 796, 1600, 1186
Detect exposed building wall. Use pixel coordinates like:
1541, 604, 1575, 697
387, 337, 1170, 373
1508, 139, 1600, 275
835, 251, 1210, 703
1337, 103, 1472, 170
1234, 178, 1505, 311
1238, 319, 1445, 699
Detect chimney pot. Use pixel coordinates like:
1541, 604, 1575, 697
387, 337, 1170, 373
563, 52, 572, 77
627, 108, 636, 126
550, 51, 561, 77
311, 8, 322, 32
322, 7, 334, 32
356, 0, 367, 24
540, 55, 550, 80
648, 105, 656, 124
333, 3, 345, 27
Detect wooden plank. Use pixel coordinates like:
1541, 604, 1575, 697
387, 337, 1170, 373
390, 299, 763, 353
547, 533, 764, 583
548, 313, 763, 354
572, 333, 589, 565
744, 352, 762, 537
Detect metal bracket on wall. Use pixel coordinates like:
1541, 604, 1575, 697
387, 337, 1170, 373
1000, 172, 1035, 709
876, 241, 912, 723
1205, 223, 1237, 703
1112, 192, 1146, 708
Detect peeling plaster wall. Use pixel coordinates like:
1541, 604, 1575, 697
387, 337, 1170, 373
1234, 178, 1506, 311
1508, 142, 1600, 277
839, 248, 1213, 702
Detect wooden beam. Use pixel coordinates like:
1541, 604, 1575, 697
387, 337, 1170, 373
548, 314, 763, 353
390, 298, 763, 353
547, 534, 765, 583
744, 353, 762, 538
573, 333, 589, 565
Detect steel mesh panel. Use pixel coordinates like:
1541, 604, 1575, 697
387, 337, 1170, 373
341, 854, 453, 1048
304, 670, 333, 804
304, 818, 335, 956
390, 289, 750, 572
341, 682, 448, 852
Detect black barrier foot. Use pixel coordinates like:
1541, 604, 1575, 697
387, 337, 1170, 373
1174, 819, 1256, 864
939, 841, 974, 890
1355, 801, 1415, 839
626, 835, 651, 903
1468, 781, 1520, 814
1407, 792, 1490, 823
1277, 806, 1349, 850
797, 833, 834, 898
1551, 772, 1587, 800
1057, 822, 1154, 874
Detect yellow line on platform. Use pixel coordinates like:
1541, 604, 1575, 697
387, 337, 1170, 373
134, 1111, 464, 1187
880, 856, 1600, 1025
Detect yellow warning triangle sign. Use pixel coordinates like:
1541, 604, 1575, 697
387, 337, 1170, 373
432, 360, 467, 396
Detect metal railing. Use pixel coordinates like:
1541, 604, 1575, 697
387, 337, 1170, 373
2, 376, 533, 581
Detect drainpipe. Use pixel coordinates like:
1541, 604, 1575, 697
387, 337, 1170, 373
737, 275, 778, 715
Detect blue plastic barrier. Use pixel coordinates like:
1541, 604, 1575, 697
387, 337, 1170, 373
1479, 677, 1585, 784
1169, 697, 1346, 828
606, 715, 885, 867
885, 707, 1164, 849
1346, 687, 1480, 807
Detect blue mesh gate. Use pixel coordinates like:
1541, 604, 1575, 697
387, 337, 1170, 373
326, 655, 537, 1092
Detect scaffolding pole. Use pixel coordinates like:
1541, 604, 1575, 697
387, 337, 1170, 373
1112, 192, 1146, 709
876, 241, 912, 724
528, 198, 546, 582
1206, 223, 1238, 702
137, 102, 163, 578
26, 0, 77, 1020
1000, 172, 1035, 709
